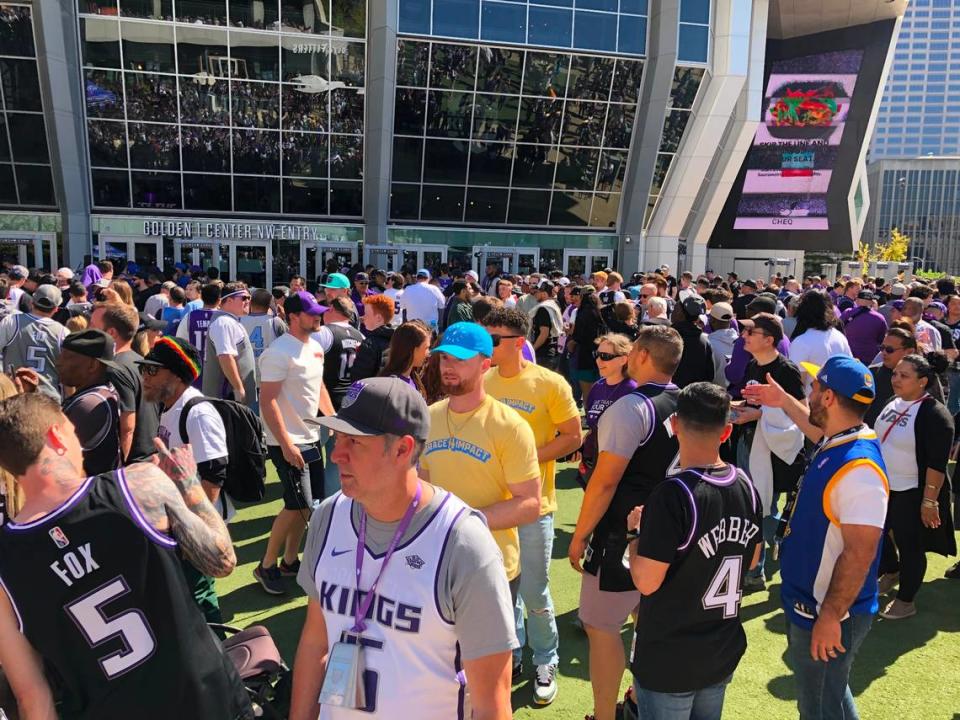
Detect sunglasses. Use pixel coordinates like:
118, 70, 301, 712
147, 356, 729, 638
880, 344, 903, 354
139, 365, 162, 376
593, 351, 624, 361
490, 334, 524, 347
743, 328, 769, 337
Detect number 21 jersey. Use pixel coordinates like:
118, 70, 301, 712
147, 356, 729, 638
0, 470, 251, 720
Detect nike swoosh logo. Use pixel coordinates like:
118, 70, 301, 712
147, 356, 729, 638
331, 548, 352, 557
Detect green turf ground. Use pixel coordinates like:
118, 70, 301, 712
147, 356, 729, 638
217, 466, 960, 719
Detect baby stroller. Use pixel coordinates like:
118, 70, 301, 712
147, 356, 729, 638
215, 624, 292, 719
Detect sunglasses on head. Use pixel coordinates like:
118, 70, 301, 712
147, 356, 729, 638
490, 334, 524, 347
593, 351, 624, 361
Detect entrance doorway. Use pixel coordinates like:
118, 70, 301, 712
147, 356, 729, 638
0, 233, 58, 270
230, 241, 271, 289
563, 249, 614, 279
473, 246, 540, 277
173, 239, 218, 273
99, 236, 164, 272
303, 241, 358, 285
363, 244, 448, 275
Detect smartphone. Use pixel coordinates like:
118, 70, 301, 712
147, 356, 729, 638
300, 445, 322, 464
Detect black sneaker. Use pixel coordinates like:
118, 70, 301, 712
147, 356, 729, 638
512, 661, 523, 681
279, 558, 301, 576
253, 563, 287, 595
743, 574, 766, 594
946, 561, 960, 579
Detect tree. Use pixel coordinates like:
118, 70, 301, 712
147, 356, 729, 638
853, 229, 910, 273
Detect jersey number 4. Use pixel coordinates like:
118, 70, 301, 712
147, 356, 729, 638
65, 576, 157, 679
701, 556, 743, 619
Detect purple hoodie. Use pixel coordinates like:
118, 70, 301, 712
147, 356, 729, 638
841, 306, 887, 364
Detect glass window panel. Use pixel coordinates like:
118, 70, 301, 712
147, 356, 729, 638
423, 138, 468, 183
234, 175, 280, 213
512, 143, 556, 187
421, 184, 464, 221
579, 0, 617, 9
392, 137, 423, 182
119, 0, 173, 19
680, 0, 710, 24
0, 165, 16, 204
617, 13, 646, 55
603, 103, 635, 148
128, 122, 180, 170
0, 59, 40, 111
175, 0, 227, 25
232, 128, 280, 173
390, 182, 420, 219
465, 187, 507, 223
330, 41, 365, 87
397, 40, 429, 87
426, 90, 473, 139
611, 59, 643, 105
85, 69, 125, 119
528, 6, 571, 48
228, 0, 279, 28
283, 131, 328, 176
332, 0, 366, 39
535, 0, 572, 6
181, 125, 230, 171
330, 88, 363, 134
590, 191, 620, 226
81, 18, 121, 68
120, 20, 175, 73
472, 93, 518, 142
433, 0, 479, 39
549, 189, 590, 225
125, 72, 177, 121
280, 0, 329, 34
329, 179, 362, 216
179, 74, 230, 124
284, 178, 329, 214
88, 120, 128, 168
620, 0, 647, 13
15, 165, 55, 206
430, 44, 476, 90
8, 113, 48, 163
394, 88, 426, 135
91, 168, 130, 207
399, 0, 430, 34
650, 152, 671, 195
660, 109, 690, 153
231, 80, 280, 128
568, 55, 614, 100
282, 83, 328, 131
229, 31, 280, 81
330, 134, 362, 179
476, 47, 523, 95
516, 96, 562, 144
183, 172, 231, 210
0, 6, 35, 58
508, 188, 549, 224
132, 170, 181, 208
0, 116, 8, 162
561, 100, 607, 146
480, 1, 525, 44
523, 52, 570, 98
573, 10, 616, 52
281, 36, 329, 81
468, 141, 513, 186
596, 149, 626, 192
175, 26, 229, 77
553, 146, 598, 190
678, 24, 709, 64
670, 66, 703, 108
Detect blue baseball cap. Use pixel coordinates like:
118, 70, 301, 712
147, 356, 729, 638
416, 268, 431, 280
322, 272, 350, 290
434, 322, 493, 360
800, 355, 875, 405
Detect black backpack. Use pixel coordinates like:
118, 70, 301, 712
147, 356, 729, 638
178, 397, 267, 503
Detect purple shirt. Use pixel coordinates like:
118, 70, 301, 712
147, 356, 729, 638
582, 377, 639, 461
841, 306, 888, 365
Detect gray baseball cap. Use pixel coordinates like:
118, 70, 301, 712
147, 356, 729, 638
32, 284, 63, 311
308, 376, 430, 441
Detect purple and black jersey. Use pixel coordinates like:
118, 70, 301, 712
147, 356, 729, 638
185, 309, 213, 388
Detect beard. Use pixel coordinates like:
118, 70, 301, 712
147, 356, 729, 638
442, 374, 478, 397
809, 394, 827, 429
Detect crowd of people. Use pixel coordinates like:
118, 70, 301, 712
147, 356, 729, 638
0, 255, 957, 720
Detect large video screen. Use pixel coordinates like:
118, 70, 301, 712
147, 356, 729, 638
710, 20, 896, 252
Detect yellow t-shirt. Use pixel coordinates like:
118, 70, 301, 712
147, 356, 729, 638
420, 394, 540, 580
483, 363, 580, 516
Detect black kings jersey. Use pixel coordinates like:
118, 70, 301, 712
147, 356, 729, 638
0, 470, 252, 720
630, 464, 762, 693
321, 322, 364, 410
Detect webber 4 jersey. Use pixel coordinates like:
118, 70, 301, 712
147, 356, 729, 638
0, 470, 251, 720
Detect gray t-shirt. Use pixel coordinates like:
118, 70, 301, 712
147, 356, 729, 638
597, 391, 655, 459
297, 485, 518, 662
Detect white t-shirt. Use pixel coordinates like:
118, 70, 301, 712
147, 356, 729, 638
144, 292, 169, 318
873, 397, 922, 491
258, 332, 325, 446
207, 313, 247, 356
400, 281, 446, 325
788, 328, 852, 393
311, 320, 351, 354
384, 288, 404, 324
915, 319, 943, 352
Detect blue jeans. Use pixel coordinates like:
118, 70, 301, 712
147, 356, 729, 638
947, 369, 960, 416
513, 513, 560, 667
321, 428, 341, 498
786, 614, 873, 720
632, 675, 731, 720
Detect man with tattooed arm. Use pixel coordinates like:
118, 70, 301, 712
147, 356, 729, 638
0, 392, 253, 720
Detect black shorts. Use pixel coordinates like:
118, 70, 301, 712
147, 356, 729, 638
268, 444, 325, 511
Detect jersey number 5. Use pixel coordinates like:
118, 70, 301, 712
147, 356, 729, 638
701, 556, 743, 619
66, 576, 157, 679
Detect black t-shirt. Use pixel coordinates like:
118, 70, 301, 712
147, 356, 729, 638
62, 384, 123, 476
928, 319, 955, 354
731, 293, 753, 319
109, 350, 162, 463
743, 354, 804, 414
531, 306, 558, 363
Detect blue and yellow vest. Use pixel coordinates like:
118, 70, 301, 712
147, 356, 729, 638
780, 427, 889, 630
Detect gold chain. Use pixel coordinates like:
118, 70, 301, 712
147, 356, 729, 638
445, 400, 483, 438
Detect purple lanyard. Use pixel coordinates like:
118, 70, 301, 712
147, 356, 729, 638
352, 482, 422, 633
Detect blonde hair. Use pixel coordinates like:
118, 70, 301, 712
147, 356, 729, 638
594, 333, 633, 377
66, 315, 88, 333
109, 279, 135, 306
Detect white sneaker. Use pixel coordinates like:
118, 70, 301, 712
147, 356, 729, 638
534, 664, 558, 705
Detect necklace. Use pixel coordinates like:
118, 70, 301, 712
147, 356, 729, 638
445, 399, 484, 438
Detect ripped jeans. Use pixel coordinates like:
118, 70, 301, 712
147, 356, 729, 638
513, 512, 560, 667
